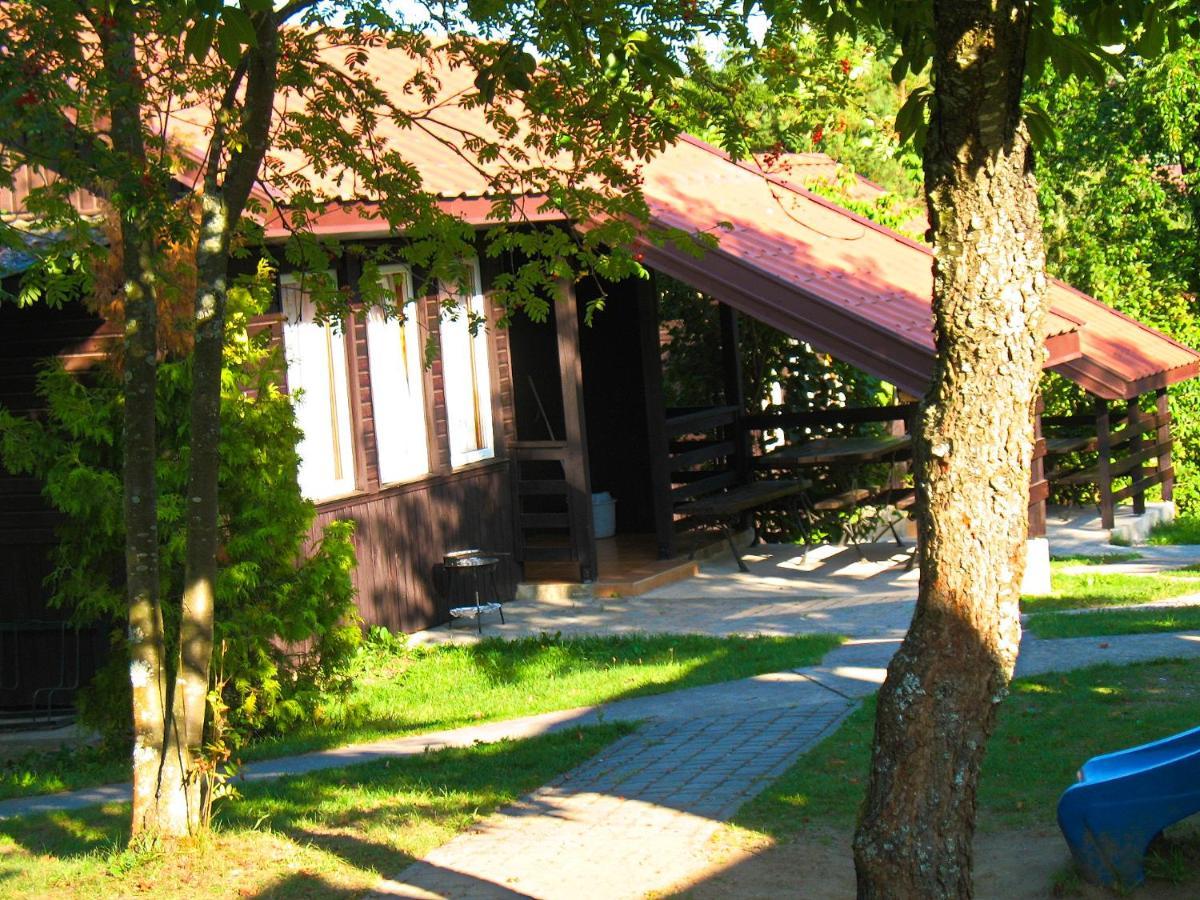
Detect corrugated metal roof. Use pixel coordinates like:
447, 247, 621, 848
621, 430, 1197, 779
636, 136, 1197, 400
148, 41, 1200, 400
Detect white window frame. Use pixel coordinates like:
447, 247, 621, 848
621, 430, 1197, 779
439, 258, 495, 467
365, 265, 430, 485
280, 271, 358, 502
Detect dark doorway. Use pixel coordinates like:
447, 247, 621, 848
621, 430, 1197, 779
576, 278, 658, 536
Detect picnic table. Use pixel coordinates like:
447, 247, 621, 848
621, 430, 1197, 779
756, 433, 912, 469
755, 432, 916, 562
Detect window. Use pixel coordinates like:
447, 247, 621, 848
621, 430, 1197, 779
365, 265, 429, 484
439, 259, 495, 466
281, 272, 357, 501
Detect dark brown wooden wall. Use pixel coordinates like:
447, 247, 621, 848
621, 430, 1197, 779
313, 463, 514, 632
2, 235, 523, 648
309, 256, 520, 633
0, 299, 115, 708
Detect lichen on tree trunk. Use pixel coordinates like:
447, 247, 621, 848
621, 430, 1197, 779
163, 18, 282, 833
852, 1, 1049, 897
101, 5, 172, 838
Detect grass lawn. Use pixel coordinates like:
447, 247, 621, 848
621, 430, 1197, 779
1027, 606, 1200, 639
1049, 552, 1143, 566
0, 723, 630, 898
1148, 515, 1200, 545
1022, 569, 1200, 614
1, 632, 841, 801
735, 657, 1200, 837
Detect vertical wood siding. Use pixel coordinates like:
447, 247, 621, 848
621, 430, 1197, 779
0, 164, 102, 219
0, 299, 114, 708
309, 276, 521, 633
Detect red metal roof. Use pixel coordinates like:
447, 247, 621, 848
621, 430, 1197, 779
635, 136, 1197, 400
77, 40, 1200, 400
759, 152, 929, 235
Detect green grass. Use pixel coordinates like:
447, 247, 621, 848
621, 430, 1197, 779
0, 744, 130, 804
1027, 606, 1200, 639
0, 632, 842, 801
735, 657, 1200, 837
1048, 552, 1142, 567
1022, 570, 1200, 613
1148, 515, 1200, 545
246, 633, 843, 760
0, 723, 630, 898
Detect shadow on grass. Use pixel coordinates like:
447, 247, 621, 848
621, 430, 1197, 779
242, 632, 842, 761
0, 800, 128, 858
0, 725, 629, 897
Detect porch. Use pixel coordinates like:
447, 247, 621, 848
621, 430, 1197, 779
496, 138, 1198, 597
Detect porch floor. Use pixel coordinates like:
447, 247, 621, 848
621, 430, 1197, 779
518, 532, 739, 601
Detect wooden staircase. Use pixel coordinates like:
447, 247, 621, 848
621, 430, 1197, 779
510, 441, 597, 580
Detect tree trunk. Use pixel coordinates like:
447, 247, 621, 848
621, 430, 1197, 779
100, 6, 174, 839
163, 17, 282, 831
852, 2, 1048, 897
165, 193, 230, 832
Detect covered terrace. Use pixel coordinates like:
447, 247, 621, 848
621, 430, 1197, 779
506, 134, 1200, 592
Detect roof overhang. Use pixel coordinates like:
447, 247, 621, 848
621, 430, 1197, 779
261, 196, 567, 241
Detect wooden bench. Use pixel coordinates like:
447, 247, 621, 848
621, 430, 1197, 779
663, 405, 814, 570
675, 478, 810, 572
812, 488, 872, 512
1046, 435, 1097, 456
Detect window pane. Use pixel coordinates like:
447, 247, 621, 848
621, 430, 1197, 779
366, 267, 429, 484
281, 273, 357, 500
440, 260, 494, 467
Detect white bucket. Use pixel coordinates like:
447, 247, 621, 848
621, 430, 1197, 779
592, 491, 617, 539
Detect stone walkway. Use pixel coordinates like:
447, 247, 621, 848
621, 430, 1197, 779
374, 629, 1200, 899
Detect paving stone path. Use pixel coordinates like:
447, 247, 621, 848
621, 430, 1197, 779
379, 703, 852, 900
373, 630, 1200, 899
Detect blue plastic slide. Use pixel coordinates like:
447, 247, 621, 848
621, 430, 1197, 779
1057, 724, 1200, 886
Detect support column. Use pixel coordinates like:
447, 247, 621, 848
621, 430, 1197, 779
1023, 392, 1051, 594
556, 279, 597, 582
1157, 387, 1174, 502
718, 304, 750, 484
1095, 395, 1114, 529
636, 275, 675, 559
1127, 395, 1146, 516
1028, 394, 1047, 539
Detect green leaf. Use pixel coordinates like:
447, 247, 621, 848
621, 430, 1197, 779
216, 22, 244, 66
221, 6, 258, 49
894, 86, 930, 150
1137, 8, 1166, 58
184, 16, 216, 62
1023, 99, 1059, 149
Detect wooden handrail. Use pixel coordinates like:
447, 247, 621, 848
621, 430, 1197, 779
744, 403, 918, 431
664, 404, 739, 437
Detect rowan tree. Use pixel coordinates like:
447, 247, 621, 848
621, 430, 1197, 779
0, 0, 727, 839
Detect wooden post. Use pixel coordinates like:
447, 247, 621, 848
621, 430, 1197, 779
1028, 394, 1047, 539
719, 303, 751, 480
338, 253, 370, 492
637, 275, 675, 559
1127, 395, 1146, 516
556, 279, 597, 582
1157, 387, 1174, 502
1095, 395, 1114, 529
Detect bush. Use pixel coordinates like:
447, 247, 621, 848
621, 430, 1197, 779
0, 282, 361, 749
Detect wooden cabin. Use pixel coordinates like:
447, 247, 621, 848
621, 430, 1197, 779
2, 46, 1199, 718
